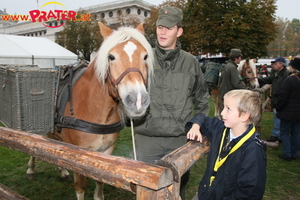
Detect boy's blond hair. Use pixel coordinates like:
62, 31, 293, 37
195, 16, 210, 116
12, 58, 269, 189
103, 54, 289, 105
224, 89, 262, 125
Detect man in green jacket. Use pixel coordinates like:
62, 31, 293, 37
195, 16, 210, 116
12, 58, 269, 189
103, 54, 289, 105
218, 49, 247, 112
133, 6, 209, 199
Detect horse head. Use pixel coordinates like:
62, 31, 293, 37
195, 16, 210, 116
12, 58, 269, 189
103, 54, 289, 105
95, 22, 154, 119
238, 58, 260, 88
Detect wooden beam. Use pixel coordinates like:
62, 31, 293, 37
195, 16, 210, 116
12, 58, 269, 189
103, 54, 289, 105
260, 84, 271, 92
0, 127, 173, 192
0, 183, 29, 200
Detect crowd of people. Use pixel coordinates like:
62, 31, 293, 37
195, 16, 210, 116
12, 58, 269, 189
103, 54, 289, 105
255, 56, 300, 162
274, 58, 300, 161
130, 5, 299, 200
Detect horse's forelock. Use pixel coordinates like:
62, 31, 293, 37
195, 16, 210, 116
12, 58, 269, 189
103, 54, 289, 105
239, 58, 256, 73
248, 59, 257, 74
94, 26, 154, 87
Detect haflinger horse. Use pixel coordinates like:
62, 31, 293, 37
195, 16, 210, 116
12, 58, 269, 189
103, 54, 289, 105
26, 22, 154, 200
211, 58, 259, 118
238, 58, 259, 88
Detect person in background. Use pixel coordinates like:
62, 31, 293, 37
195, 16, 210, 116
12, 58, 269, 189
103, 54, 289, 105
218, 49, 247, 112
186, 89, 266, 200
275, 58, 300, 161
258, 57, 290, 143
259, 64, 269, 77
133, 6, 209, 200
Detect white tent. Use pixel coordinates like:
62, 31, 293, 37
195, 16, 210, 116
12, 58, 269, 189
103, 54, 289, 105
0, 34, 78, 68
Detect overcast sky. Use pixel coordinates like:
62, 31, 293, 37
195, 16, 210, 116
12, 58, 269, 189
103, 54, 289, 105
1, 0, 299, 21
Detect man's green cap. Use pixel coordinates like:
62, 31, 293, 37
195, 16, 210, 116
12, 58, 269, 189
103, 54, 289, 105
156, 7, 183, 28
230, 49, 243, 57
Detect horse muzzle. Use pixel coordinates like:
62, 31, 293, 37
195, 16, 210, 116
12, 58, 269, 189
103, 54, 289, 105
123, 91, 150, 118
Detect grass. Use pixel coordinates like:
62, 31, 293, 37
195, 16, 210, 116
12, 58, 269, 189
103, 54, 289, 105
0, 98, 300, 200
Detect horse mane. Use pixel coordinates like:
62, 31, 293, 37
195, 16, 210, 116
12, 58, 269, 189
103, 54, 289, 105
94, 26, 154, 88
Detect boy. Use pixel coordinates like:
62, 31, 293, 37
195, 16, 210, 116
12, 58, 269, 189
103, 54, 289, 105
185, 89, 266, 200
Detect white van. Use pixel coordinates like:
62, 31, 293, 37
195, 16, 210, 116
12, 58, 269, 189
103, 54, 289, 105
256, 58, 290, 72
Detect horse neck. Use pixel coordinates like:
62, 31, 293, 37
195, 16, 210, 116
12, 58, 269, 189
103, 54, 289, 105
71, 65, 121, 124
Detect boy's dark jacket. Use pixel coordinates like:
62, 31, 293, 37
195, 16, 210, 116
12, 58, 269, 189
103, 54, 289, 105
185, 114, 266, 200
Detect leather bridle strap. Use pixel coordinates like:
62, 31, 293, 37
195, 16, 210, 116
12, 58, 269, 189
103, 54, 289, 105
241, 66, 257, 83
110, 67, 147, 86
57, 116, 124, 134
107, 67, 147, 102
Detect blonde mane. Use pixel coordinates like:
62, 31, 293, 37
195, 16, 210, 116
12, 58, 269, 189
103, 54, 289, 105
94, 26, 154, 88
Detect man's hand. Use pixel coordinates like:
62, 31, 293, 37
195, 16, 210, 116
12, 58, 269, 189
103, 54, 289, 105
252, 88, 263, 94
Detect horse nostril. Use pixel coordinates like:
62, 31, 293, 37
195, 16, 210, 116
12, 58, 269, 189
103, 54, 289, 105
125, 95, 135, 108
124, 93, 150, 112
143, 94, 150, 107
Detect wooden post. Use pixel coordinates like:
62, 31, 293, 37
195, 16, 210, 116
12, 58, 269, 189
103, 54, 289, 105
256, 84, 272, 133
260, 84, 272, 111
136, 185, 173, 200
156, 138, 210, 199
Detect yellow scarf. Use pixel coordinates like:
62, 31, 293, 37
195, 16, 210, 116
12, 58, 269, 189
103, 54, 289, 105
209, 126, 256, 186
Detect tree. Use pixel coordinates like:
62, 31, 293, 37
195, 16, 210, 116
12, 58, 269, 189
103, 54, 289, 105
182, 0, 277, 57
144, 0, 277, 58
267, 17, 287, 57
267, 17, 300, 57
289, 18, 300, 35
286, 18, 300, 56
56, 10, 103, 61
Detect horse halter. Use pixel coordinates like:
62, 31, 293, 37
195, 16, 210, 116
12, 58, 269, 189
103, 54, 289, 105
107, 66, 148, 102
241, 65, 257, 85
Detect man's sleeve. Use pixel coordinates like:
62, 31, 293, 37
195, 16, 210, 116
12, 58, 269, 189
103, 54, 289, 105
193, 60, 210, 116
230, 67, 247, 89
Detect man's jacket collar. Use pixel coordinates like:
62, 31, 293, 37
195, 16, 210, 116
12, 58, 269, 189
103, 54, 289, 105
155, 41, 181, 70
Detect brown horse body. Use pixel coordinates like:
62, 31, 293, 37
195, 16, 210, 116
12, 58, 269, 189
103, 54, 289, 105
211, 58, 259, 118
26, 23, 154, 200
61, 58, 121, 200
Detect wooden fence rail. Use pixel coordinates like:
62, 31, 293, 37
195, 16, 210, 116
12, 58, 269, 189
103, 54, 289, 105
0, 183, 29, 200
0, 127, 210, 200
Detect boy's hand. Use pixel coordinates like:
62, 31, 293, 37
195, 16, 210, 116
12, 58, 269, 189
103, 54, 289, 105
187, 124, 203, 142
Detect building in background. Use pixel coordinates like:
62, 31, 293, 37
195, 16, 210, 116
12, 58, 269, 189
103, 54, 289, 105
0, 0, 153, 41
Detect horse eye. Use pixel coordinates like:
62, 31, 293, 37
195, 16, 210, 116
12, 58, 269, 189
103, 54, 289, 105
144, 54, 148, 60
108, 54, 115, 61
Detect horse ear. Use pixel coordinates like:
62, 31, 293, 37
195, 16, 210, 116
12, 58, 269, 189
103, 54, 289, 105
136, 23, 144, 35
98, 22, 113, 38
